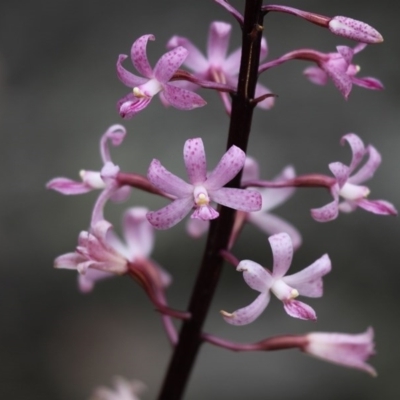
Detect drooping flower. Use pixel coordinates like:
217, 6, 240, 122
222, 232, 331, 325
304, 327, 376, 376
146, 138, 261, 230
187, 157, 302, 250
311, 133, 397, 222
46, 124, 130, 202
303, 43, 384, 99
55, 207, 170, 293
167, 22, 274, 113
116, 35, 206, 119
90, 376, 146, 400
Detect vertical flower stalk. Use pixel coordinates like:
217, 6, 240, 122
157, 1, 265, 399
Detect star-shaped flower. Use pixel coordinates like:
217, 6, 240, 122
146, 138, 262, 230
303, 43, 383, 99
167, 22, 274, 112
311, 133, 397, 222
117, 35, 206, 119
186, 157, 302, 250
222, 232, 331, 325
55, 207, 170, 293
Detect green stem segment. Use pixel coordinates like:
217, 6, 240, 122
157, 2, 264, 399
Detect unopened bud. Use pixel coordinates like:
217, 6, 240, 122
329, 16, 383, 44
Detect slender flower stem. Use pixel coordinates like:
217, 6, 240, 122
242, 174, 336, 189
157, 1, 264, 399
203, 332, 307, 352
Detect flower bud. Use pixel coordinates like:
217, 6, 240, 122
329, 16, 383, 43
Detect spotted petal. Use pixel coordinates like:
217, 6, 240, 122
284, 299, 317, 321
147, 159, 193, 197
146, 197, 194, 230
349, 145, 381, 184
163, 84, 207, 110
184, 138, 207, 185
167, 36, 209, 73
237, 259, 274, 292
116, 54, 148, 87
210, 187, 261, 212
269, 232, 293, 278
205, 145, 246, 190
222, 292, 270, 326
123, 207, 154, 259
131, 34, 154, 78
154, 46, 188, 83
283, 254, 331, 298
340, 133, 366, 174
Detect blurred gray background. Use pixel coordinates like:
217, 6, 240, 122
1, 0, 399, 399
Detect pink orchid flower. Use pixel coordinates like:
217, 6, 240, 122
222, 232, 331, 325
116, 35, 206, 119
187, 157, 302, 250
311, 133, 397, 222
146, 138, 261, 230
46, 124, 130, 202
54, 207, 170, 293
304, 43, 383, 99
168, 22, 274, 113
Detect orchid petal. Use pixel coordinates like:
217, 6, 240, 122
147, 159, 193, 197
269, 232, 293, 278
341, 133, 366, 174
205, 145, 246, 190
167, 36, 209, 72
123, 207, 154, 259
191, 204, 219, 220
163, 84, 207, 110
100, 124, 127, 164
184, 138, 207, 185
303, 66, 329, 86
283, 254, 331, 298
241, 156, 260, 182
223, 47, 242, 76
311, 198, 339, 222
207, 22, 232, 64
210, 188, 261, 212
326, 67, 352, 99
329, 162, 350, 188
284, 299, 317, 321
117, 93, 152, 119
336, 45, 354, 65
351, 76, 384, 90
78, 269, 115, 293
349, 145, 381, 184
146, 197, 194, 230
237, 259, 274, 292
258, 166, 296, 211
54, 252, 85, 270
254, 83, 275, 110
131, 34, 154, 78
154, 46, 188, 83
248, 213, 302, 250
222, 292, 270, 326
186, 218, 209, 238
356, 199, 398, 215
353, 43, 368, 54
116, 54, 148, 87
46, 178, 92, 195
